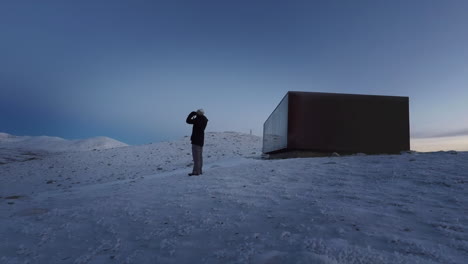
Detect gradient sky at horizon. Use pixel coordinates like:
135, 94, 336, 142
1, 0, 468, 145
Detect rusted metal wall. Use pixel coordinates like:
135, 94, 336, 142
263, 91, 410, 154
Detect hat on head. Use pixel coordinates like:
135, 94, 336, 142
196, 109, 205, 115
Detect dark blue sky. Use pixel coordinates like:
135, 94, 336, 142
1, 0, 468, 144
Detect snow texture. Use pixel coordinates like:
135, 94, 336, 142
0, 132, 467, 264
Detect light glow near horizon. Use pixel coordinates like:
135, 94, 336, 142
412, 135, 468, 152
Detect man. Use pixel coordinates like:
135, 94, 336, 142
186, 109, 208, 176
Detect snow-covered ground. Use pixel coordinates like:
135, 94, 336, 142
0, 132, 467, 263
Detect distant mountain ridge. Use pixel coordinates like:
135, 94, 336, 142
0, 132, 128, 152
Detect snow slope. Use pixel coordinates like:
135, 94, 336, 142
0, 133, 128, 164
0, 132, 467, 264
0, 133, 127, 152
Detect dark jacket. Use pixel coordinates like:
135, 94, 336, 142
186, 112, 208, 146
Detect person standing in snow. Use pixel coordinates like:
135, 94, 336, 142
186, 109, 208, 176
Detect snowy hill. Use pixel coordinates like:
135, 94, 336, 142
0, 132, 15, 139
0, 133, 127, 152
0, 133, 128, 164
0, 132, 261, 191
0, 132, 467, 263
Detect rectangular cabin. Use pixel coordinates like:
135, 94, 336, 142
263, 91, 410, 155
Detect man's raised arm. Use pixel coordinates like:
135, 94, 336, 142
186, 111, 197, 124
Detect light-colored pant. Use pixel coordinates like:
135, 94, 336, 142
192, 144, 203, 174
